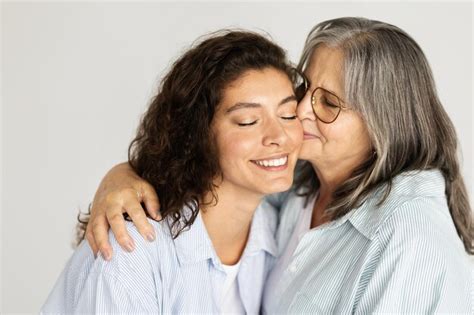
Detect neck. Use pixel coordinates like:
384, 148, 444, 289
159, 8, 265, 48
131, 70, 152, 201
313, 162, 352, 198
309, 161, 355, 228
200, 181, 262, 265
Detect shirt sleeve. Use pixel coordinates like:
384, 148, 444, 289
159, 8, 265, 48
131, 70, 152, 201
354, 200, 472, 314
73, 268, 161, 314
40, 223, 165, 314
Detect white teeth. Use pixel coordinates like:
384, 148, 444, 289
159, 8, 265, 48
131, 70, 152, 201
254, 156, 288, 167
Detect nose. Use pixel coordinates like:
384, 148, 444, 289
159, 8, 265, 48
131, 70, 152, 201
262, 118, 289, 147
297, 91, 316, 121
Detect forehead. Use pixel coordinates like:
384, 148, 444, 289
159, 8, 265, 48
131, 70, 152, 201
226, 68, 290, 90
304, 45, 345, 94
219, 68, 293, 105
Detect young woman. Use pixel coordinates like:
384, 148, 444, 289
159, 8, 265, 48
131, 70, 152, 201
85, 18, 472, 313
41, 30, 303, 314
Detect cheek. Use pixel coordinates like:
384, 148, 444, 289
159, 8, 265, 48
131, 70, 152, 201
315, 121, 335, 142
324, 116, 371, 153
316, 115, 354, 143
290, 123, 304, 148
215, 131, 257, 166
346, 116, 371, 149
356, 128, 372, 153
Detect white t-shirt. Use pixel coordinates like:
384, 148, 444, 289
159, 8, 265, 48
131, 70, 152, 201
220, 261, 245, 314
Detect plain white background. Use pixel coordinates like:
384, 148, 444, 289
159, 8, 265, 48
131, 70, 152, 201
1, 1, 473, 313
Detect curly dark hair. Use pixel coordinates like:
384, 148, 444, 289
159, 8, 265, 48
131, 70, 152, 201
76, 30, 297, 242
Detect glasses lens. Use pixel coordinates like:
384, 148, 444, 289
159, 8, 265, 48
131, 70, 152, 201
291, 69, 308, 101
295, 83, 307, 101
312, 89, 341, 123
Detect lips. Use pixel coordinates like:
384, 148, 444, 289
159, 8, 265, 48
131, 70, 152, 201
250, 154, 289, 171
303, 131, 318, 140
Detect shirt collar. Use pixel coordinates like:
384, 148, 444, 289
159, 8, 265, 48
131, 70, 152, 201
172, 201, 278, 267
241, 201, 278, 258
348, 169, 446, 240
172, 208, 218, 266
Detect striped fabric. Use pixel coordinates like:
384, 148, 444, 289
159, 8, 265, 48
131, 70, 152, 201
41, 200, 278, 314
262, 169, 473, 314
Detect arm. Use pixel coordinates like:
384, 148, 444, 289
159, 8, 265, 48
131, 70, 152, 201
87, 163, 289, 261
86, 162, 160, 260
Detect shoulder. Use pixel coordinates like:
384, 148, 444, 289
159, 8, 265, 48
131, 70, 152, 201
80, 218, 178, 302
351, 170, 450, 239
102, 218, 175, 275
41, 220, 173, 313
114, 217, 174, 252
352, 169, 468, 262
368, 196, 472, 307
377, 197, 455, 252
374, 170, 456, 249
380, 169, 446, 206
372, 186, 469, 275
60, 218, 176, 292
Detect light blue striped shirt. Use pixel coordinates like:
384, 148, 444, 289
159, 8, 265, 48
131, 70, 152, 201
263, 169, 472, 314
41, 201, 278, 314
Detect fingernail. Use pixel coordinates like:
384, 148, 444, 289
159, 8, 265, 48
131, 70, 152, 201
155, 213, 162, 220
146, 231, 155, 242
124, 240, 135, 252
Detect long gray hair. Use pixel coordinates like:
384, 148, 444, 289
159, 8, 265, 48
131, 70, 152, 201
294, 17, 473, 254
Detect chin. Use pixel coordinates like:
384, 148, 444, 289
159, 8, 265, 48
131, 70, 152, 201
297, 152, 312, 161
298, 147, 320, 161
261, 178, 293, 194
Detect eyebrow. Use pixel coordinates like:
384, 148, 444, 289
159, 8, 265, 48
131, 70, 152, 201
304, 75, 341, 98
225, 95, 297, 114
321, 87, 341, 98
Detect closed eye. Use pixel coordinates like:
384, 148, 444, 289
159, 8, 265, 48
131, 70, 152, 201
323, 100, 338, 108
238, 120, 258, 126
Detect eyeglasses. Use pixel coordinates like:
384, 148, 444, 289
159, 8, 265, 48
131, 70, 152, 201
292, 69, 309, 102
292, 71, 347, 124
311, 87, 348, 124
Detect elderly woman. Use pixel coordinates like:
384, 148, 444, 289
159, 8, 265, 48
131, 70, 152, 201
84, 18, 472, 313
41, 31, 303, 314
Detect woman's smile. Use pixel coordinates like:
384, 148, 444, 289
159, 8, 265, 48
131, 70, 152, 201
250, 154, 289, 171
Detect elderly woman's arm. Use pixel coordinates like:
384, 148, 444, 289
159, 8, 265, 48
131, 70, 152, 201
86, 162, 161, 260
86, 162, 288, 260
